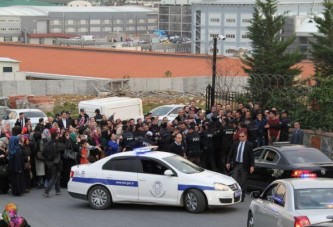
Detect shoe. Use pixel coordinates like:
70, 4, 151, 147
43, 192, 50, 198
241, 198, 245, 202
56, 192, 61, 195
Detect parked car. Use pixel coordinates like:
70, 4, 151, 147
68, 148, 241, 213
247, 144, 333, 190
248, 178, 333, 227
1, 109, 47, 129
149, 105, 184, 122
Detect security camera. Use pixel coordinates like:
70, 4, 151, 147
218, 34, 226, 40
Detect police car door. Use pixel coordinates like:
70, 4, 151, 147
138, 158, 178, 205
102, 157, 139, 202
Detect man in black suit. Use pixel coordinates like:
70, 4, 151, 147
58, 111, 71, 130
290, 121, 304, 145
226, 131, 255, 202
14, 112, 27, 128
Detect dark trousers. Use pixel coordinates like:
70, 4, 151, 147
231, 163, 248, 199
45, 164, 60, 194
201, 148, 216, 171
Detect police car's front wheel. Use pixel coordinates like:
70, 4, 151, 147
88, 186, 112, 210
184, 189, 206, 213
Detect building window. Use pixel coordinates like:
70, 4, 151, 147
51, 20, 62, 25
4, 37, 12, 41
209, 33, 218, 38
127, 19, 134, 24
3, 67, 13, 73
226, 49, 235, 54
66, 20, 74, 25
148, 18, 157, 23
114, 27, 123, 32
90, 19, 101, 25
126, 26, 135, 31
79, 20, 87, 25
65, 27, 75, 32
242, 34, 250, 39
115, 19, 123, 24
226, 34, 235, 38
104, 19, 111, 24
137, 26, 146, 31
210, 18, 219, 22
242, 19, 251, 23
226, 18, 236, 23
138, 19, 146, 23
148, 25, 157, 30
103, 27, 112, 32
90, 27, 101, 32
78, 27, 88, 32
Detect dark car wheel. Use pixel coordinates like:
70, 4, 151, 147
88, 185, 112, 210
247, 211, 255, 227
184, 189, 206, 213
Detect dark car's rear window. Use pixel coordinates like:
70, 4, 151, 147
284, 148, 332, 164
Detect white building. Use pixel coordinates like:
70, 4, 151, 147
0, 58, 25, 81
191, 0, 324, 56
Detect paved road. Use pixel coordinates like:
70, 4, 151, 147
0, 189, 251, 227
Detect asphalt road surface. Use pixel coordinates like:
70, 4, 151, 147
0, 189, 251, 227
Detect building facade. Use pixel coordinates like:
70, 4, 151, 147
0, 6, 158, 42
191, 0, 324, 56
158, 4, 192, 38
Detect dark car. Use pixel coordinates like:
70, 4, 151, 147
247, 144, 333, 190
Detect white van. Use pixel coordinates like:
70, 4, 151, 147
78, 97, 143, 121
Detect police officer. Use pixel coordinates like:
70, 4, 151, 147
185, 124, 201, 165
120, 125, 134, 151
220, 118, 235, 173
125, 131, 154, 151
280, 110, 292, 142
200, 121, 216, 170
158, 122, 172, 152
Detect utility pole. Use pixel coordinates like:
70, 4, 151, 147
211, 37, 217, 108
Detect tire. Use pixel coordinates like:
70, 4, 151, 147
88, 186, 112, 210
184, 189, 206, 213
247, 211, 255, 227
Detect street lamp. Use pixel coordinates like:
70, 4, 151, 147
211, 34, 226, 108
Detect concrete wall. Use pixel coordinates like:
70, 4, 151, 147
0, 76, 248, 96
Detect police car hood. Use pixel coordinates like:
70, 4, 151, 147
195, 170, 237, 185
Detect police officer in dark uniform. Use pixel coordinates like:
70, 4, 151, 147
158, 122, 172, 152
211, 116, 223, 172
200, 121, 216, 170
133, 124, 146, 140
280, 110, 292, 142
125, 131, 154, 151
120, 125, 134, 151
185, 124, 201, 165
220, 118, 235, 173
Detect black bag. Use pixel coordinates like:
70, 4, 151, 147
44, 141, 57, 162
0, 164, 8, 177
63, 149, 78, 161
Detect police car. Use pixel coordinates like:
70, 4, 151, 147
68, 148, 241, 213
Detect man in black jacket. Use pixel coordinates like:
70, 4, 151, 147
226, 131, 255, 202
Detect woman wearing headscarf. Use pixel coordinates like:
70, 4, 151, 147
0, 203, 31, 227
20, 135, 31, 193
33, 131, 45, 188
0, 140, 9, 194
8, 126, 25, 196
41, 127, 51, 188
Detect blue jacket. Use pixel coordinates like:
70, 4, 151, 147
106, 140, 119, 156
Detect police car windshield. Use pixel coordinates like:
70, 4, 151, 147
163, 155, 204, 174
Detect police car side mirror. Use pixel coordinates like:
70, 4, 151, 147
164, 169, 174, 176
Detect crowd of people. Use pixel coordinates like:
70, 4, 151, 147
0, 101, 303, 200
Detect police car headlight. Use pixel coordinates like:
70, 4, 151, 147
214, 183, 230, 191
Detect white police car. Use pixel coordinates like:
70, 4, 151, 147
68, 148, 241, 213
